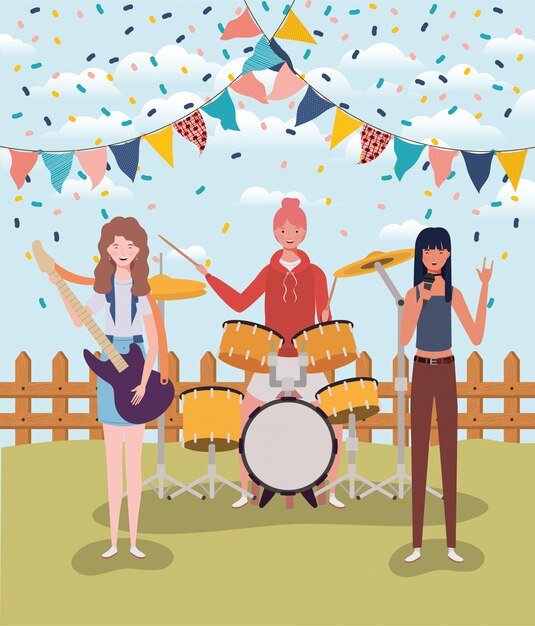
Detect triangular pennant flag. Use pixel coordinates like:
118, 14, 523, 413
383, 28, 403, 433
230, 72, 268, 103
428, 147, 459, 187
202, 89, 239, 131
173, 110, 207, 155
295, 86, 334, 126
276, 9, 317, 44
243, 36, 284, 74
357, 125, 392, 164
461, 150, 494, 193
41, 152, 74, 193
267, 63, 305, 100
496, 149, 527, 191
109, 138, 141, 182
9, 149, 39, 189
329, 108, 363, 150
220, 8, 262, 40
394, 137, 426, 181
269, 38, 295, 73
142, 125, 174, 167
75, 147, 107, 189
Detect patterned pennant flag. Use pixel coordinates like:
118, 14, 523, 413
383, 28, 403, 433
230, 72, 268, 103
243, 36, 284, 73
394, 137, 426, 181
276, 9, 317, 44
173, 110, 207, 155
496, 149, 527, 191
75, 147, 107, 189
220, 7, 262, 40
109, 138, 141, 182
269, 38, 296, 74
428, 147, 459, 187
461, 150, 494, 193
295, 87, 334, 126
143, 125, 174, 167
357, 125, 392, 164
268, 63, 305, 100
329, 108, 363, 150
202, 89, 239, 131
9, 149, 39, 189
41, 152, 74, 193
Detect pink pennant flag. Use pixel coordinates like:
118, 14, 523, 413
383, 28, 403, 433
221, 8, 262, 40
230, 72, 268, 103
9, 149, 39, 189
75, 147, 107, 189
428, 146, 459, 187
267, 63, 306, 100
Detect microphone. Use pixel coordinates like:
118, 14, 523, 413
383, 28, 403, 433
422, 272, 436, 307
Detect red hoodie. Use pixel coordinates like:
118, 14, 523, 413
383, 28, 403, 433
206, 249, 331, 356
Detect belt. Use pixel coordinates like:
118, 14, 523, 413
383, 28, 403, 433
106, 334, 144, 344
414, 355, 454, 365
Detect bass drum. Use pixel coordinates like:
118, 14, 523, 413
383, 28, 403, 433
240, 398, 337, 508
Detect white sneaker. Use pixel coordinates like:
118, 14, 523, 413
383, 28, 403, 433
329, 494, 345, 509
404, 549, 421, 563
101, 546, 118, 559
232, 496, 248, 509
448, 548, 464, 563
130, 546, 146, 559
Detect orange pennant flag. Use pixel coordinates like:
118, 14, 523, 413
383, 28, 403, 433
275, 9, 317, 44
496, 149, 528, 191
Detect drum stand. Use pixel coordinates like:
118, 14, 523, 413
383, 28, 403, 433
355, 262, 442, 501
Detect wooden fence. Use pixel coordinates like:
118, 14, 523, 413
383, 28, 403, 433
0, 350, 533, 445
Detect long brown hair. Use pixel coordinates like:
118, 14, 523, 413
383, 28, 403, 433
94, 217, 150, 296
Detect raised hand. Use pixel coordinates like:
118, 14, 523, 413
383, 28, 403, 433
476, 257, 494, 284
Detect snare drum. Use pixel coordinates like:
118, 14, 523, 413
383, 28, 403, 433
181, 386, 243, 451
292, 320, 357, 373
219, 320, 284, 373
315, 377, 380, 424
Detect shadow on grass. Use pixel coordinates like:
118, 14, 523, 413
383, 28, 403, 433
389, 540, 485, 576
71, 539, 173, 576
92, 486, 488, 534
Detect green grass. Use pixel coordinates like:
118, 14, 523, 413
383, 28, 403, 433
1, 439, 534, 626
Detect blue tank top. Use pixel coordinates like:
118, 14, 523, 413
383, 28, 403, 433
415, 286, 452, 352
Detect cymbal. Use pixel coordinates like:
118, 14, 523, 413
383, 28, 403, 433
334, 249, 414, 278
148, 275, 206, 300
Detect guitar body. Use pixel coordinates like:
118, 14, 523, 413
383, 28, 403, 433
84, 344, 175, 425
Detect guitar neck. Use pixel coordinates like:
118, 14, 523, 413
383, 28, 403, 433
51, 270, 128, 372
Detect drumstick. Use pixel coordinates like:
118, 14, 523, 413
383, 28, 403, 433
327, 277, 337, 309
158, 235, 198, 266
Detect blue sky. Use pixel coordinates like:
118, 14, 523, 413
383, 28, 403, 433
1, 0, 535, 446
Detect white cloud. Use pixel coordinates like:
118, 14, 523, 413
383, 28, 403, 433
167, 245, 208, 263
410, 64, 506, 94
379, 219, 425, 240
510, 88, 535, 121
30, 68, 122, 98
0, 34, 35, 57
477, 178, 535, 218
213, 58, 247, 93
133, 91, 204, 133
53, 175, 133, 201
340, 43, 424, 75
484, 33, 535, 56
239, 186, 307, 208
304, 67, 352, 99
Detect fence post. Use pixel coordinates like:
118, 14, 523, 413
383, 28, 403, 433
89, 351, 103, 440
164, 352, 180, 442
392, 355, 410, 446
52, 352, 69, 441
200, 351, 216, 382
504, 352, 520, 443
15, 352, 32, 445
356, 352, 372, 443
467, 352, 483, 439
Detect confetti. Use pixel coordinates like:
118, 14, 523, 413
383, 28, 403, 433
96, 3, 104, 14
222, 223, 230, 233
141, 174, 152, 181
231, 152, 241, 159
424, 209, 432, 219
25, 252, 32, 260
501, 252, 508, 260
281, 161, 287, 169
381, 175, 393, 181
30, 7, 40, 14
31, 62, 42, 69
487, 298, 495, 309
53, 232, 59, 242
453, 192, 460, 200
31, 201, 43, 207
513, 218, 519, 228
73, 192, 80, 200
196, 186, 206, 195
424, 190, 433, 197
472, 209, 480, 215
325, 197, 332, 206
93, 256, 99, 263
148, 203, 157, 210
474, 231, 480, 242
152, 256, 159, 263
15, 195, 23, 202
377, 203, 386, 209
39, 298, 47, 309
205, 259, 211, 267
53, 209, 62, 216
125, 26, 134, 35
340, 229, 348, 237
317, 165, 324, 173
14, 218, 20, 228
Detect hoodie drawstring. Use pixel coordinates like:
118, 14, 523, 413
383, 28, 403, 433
282, 271, 298, 303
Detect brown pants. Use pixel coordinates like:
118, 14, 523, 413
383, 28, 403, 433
410, 359, 458, 548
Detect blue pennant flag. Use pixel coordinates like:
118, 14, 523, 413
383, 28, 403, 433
202, 89, 239, 131
41, 151, 74, 193
110, 138, 141, 182
461, 150, 494, 193
269, 38, 295, 73
295, 87, 334, 126
243, 36, 284, 73
394, 137, 426, 181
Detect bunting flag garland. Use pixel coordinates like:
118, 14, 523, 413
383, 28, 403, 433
428, 147, 458, 188
242, 36, 284, 73
230, 72, 269, 103
109, 137, 141, 182
202, 89, 240, 131
394, 137, 426, 181
269, 38, 296, 74
142, 125, 174, 167
173, 110, 207, 155
41, 151, 74, 193
75, 148, 107, 189
358, 125, 392, 164
461, 150, 495, 193
220, 7, 262, 40
276, 8, 317, 44
496, 149, 527, 191
268, 63, 306, 100
295, 87, 334, 126
9, 149, 39, 189
329, 108, 363, 150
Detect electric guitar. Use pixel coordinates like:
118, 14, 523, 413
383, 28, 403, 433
32, 241, 175, 425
